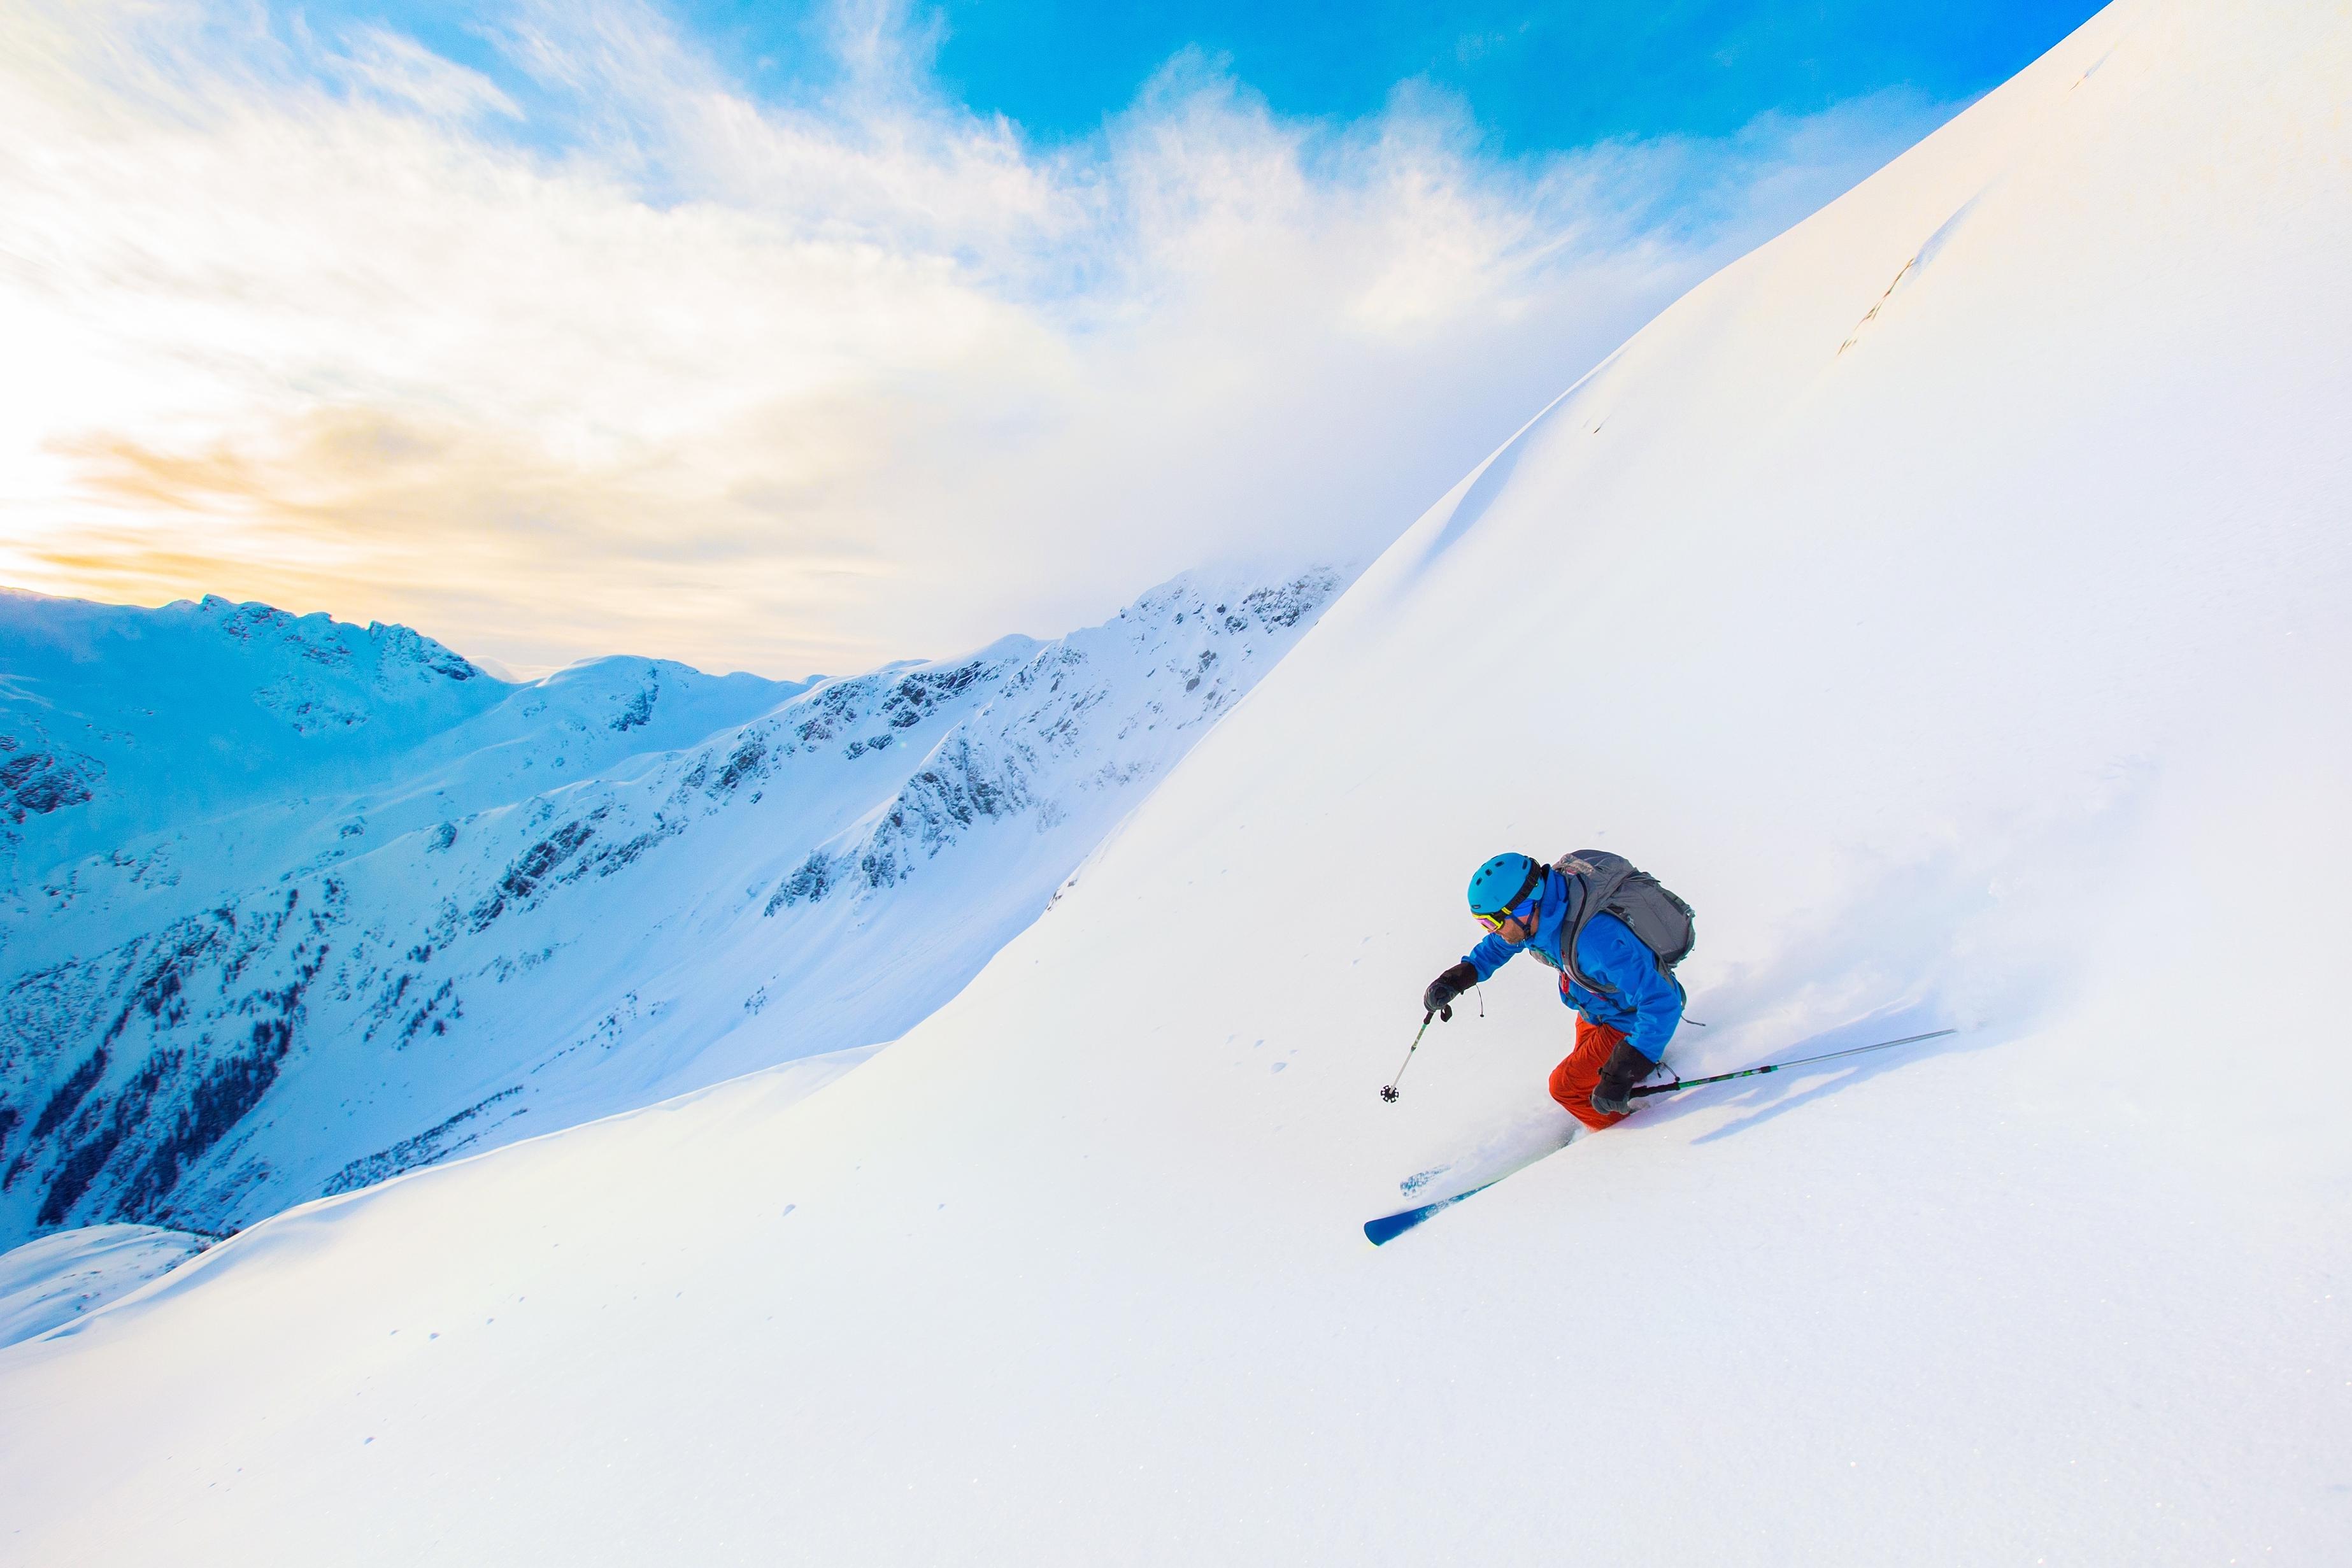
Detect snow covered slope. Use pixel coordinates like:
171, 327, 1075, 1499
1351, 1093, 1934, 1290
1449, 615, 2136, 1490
4, 2, 2349, 1562
0, 1225, 207, 1349
0, 571, 1340, 1246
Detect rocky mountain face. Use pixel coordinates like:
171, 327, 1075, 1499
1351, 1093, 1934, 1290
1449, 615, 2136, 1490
0, 571, 1341, 1245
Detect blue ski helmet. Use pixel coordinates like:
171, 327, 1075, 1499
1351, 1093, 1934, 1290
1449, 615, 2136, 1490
1467, 853, 1546, 918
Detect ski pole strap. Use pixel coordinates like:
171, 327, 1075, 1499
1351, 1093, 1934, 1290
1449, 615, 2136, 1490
1630, 1029, 1956, 1098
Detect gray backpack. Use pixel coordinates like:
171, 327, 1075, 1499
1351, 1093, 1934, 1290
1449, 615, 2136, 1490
1552, 850, 1696, 995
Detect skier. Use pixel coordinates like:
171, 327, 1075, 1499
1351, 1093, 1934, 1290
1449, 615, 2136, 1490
1422, 852, 1692, 1129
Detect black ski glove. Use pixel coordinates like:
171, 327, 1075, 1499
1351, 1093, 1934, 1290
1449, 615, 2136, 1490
1422, 962, 1478, 1021
1590, 1038, 1657, 1116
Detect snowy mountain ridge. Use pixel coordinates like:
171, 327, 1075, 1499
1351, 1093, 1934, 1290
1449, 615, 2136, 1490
0, 568, 1343, 1246
0, 587, 808, 942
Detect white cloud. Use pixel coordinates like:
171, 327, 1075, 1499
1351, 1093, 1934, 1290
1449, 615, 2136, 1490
338, 27, 524, 124
0, 0, 1958, 676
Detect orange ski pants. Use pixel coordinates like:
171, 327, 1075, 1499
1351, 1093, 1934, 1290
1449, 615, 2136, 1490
1549, 1015, 1634, 1132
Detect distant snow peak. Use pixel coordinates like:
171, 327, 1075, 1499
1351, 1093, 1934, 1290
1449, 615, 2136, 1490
198, 594, 483, 687
0, 564, 1346, 1245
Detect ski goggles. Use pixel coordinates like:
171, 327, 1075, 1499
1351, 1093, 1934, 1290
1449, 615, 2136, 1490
1474, 897, 1536, 935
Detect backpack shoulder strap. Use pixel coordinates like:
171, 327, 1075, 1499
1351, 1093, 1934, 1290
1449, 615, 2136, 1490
1551, 850, 1631, 994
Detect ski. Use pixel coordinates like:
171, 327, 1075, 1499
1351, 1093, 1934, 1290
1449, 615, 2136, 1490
1364, 1027, 1958, 1244
1362, 1127, 1579, 1246
1364, 1180, 1504, 1245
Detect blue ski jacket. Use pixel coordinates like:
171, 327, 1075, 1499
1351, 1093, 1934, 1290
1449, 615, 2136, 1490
1462, 867, 1683, 1062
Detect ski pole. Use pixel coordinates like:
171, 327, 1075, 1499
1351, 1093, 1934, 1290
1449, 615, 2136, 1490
1380, 1011, 1436, 1103
1631, 1028, 1955, 1099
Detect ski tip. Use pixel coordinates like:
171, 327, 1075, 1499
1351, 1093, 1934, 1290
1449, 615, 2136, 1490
1364, 1181, 1497, 1246
1364, 1207, 1433, 1246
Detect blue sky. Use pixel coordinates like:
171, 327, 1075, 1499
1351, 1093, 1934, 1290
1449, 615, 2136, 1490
356, 1, 2100, 151
912, 1, 2097, 146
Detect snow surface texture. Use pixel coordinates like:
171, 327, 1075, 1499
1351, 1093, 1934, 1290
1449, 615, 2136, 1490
0, 571, 1341, 1246
0, 1225, 206, 1349
4, 2, 2350, 1561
